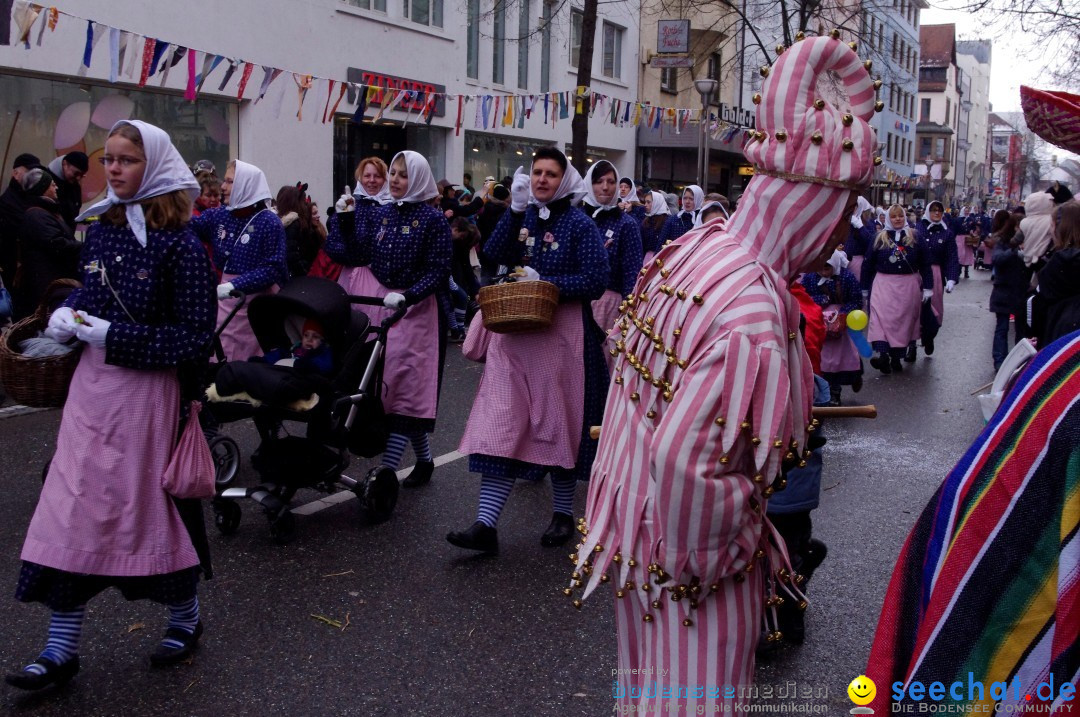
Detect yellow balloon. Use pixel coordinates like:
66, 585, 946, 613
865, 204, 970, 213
846, 309, 868, 331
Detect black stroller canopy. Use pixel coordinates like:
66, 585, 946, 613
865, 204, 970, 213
248, 277, 354, 354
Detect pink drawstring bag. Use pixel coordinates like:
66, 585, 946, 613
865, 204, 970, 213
161, 401, 216, 499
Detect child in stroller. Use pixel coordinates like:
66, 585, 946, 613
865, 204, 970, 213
204, 276, 404, 543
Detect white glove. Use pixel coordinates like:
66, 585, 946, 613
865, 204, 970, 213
74, 311, 111, 348
44, 307, 79, 343
335, 193, 355, 213
510, 166, 530, 213
850, 215, 864, 229
217, 282, 236, 300
861, 290, 870, 302
514, 266, 541, 282
383, 292, 406, 309
945, 280, 956, 293
922, 289, 933, 303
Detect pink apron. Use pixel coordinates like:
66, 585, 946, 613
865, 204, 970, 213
956, 234, 974, 266
848, 254, 864, 283
591, 289, 623, 370
21, 346, 198, 576
338, 265, 439, 421
215, 272, 277, 362
821, 305, 862, 373
929, 264, 944, 323
459, 302, 584, 468
868, 273, 922, 348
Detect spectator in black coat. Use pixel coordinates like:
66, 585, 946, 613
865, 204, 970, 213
986, 211, 1031, 370
12, 167, 81, 320
0, 152, 41, 288
474, 184, 509, 284
46, 151, 88, 230
1031, 202, 1080, 349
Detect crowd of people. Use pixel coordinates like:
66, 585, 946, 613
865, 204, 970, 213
1, 37, 1078, 712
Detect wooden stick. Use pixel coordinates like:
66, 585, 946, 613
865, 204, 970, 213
589, 404, 877, 439
1, 110, 21, 179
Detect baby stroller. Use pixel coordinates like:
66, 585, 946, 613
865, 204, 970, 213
206, 276, 404, 543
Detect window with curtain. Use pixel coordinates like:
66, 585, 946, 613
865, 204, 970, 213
706, 52, 722, 103
403, 0, 442, 28
661, 67, 677, 93
517, 0, 531, 89
602, 21, 623, 79
467, 0, 479, 79
569, 8, 583, 68
493, 0, 506, 84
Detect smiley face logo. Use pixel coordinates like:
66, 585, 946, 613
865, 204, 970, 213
847, 675, 876, 706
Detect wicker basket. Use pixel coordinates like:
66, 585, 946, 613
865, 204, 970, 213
477, 280, 560, 334
0, 282, 83, 408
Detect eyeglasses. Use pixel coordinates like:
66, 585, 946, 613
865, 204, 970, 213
98, 155, 144, 168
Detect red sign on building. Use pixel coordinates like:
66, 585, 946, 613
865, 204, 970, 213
346, 68, 446, 117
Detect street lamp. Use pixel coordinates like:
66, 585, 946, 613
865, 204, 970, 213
693, 78, 718, 190
924, 158, 935, 203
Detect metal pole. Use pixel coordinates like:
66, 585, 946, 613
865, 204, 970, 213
700, 96, 709, 190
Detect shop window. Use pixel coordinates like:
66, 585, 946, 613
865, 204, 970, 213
706, 53, 722, 104
403, 0, 442, 28
602, 21, 623, 80
466, 0, 480, 79
920, 137, 931, 159
344, 0, 387, 10
569, 8, 583, 68
920, 98, 931, 122
0, 74, 236, 207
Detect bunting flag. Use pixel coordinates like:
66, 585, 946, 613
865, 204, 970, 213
108, 27, 120, 82
124, 33, 141, 79
351, 83, 369, 125
148, 41, 168, 78
322, 80, 336, 123
492, 95, 500, 130
185, 48, 197, 101
559, 91, 570, 120
236, 61, 254, 100
34, 5, 46, 45
47, 6, 58, 31
81, 20, 93, 67
13, 1, 41, 47
327, 81, 348, 120
455, 95, 463, 136
254, 66, 276, 102
159, 47, 185, 87
370, 87, 396, 123
217, 60, 238, 92
138, 38, 156, 87
197, 53, 223, 91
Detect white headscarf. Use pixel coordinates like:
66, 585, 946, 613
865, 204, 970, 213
692, 200, 729, 228
389, 150, 439, 205
646, 190, 670, 217
852, 195, 873, 222
352, 168, 393, 205
528, 151, 587, 219
227, 160, 272, 211
677, 184, 704, 219
582, 161, 620, 217
619, 176, 639, 203
76, 120, 199, 247
826, 248, 850, 273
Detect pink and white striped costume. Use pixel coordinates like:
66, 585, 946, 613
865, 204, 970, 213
570, 36, 878, 713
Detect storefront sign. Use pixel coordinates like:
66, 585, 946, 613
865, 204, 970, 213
650, 56, 694, 68
346, 68, 446, 117
894, 120, 910, 132
719, 103, 756, 130
657, 20, 690, 54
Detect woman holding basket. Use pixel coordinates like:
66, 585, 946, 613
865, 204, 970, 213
450, 147, 609, 554
7, 120, 216, 689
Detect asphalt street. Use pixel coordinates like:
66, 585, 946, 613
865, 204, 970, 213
0, 269, 1000, 716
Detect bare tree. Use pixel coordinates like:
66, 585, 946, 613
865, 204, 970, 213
935, 0, 1079, 89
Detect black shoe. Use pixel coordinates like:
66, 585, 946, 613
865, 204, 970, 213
448, 328, 466, 344
905, 344, 917, 363
964, 267, 970, 278
149, 621, 203, 667
890, 356, 904, 372
827, 386, 841, 407
447, 521, 498, 554
402, 460, 434, 488
5, 657, 80, 690
540, 512, 575, 547
799, 538, 828, 581
870, 355, 891, 374
851, 374, 863, 393
923, 336, 935, 355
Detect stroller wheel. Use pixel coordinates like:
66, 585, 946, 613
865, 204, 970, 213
214, 500, 242, 535
209, 435, 241, 489
357, 466, 399, 524
269, 509, 296, 545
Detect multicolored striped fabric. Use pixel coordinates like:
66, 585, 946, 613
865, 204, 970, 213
867, 331, 1080, 712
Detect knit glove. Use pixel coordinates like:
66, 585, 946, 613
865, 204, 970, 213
510, 166, 530, 213
922, 289, 933, 303
217, 282, 236, 300
383, 292, 406, 309
514, 266, 540, 282
945, 280, 956, 293
44, 307, 79, 343
74, 311, 111, 348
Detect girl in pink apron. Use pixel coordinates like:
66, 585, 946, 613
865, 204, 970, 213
800, 249, 865, 404
190, 160, 287, 363
451, 147, 609, 554
583, 161, 644, 365
324, 151, 451, 488
7, 120, 216, 690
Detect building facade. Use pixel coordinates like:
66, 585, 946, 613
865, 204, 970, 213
956, 39, 992, 206
0, 0, 639, 210
915, 23, 962, 206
